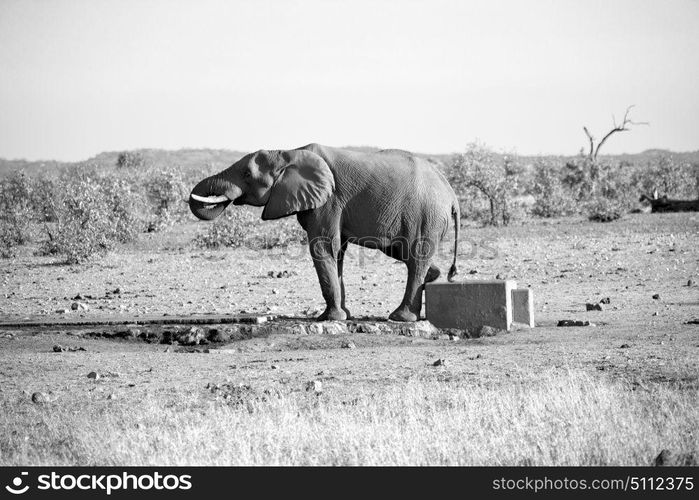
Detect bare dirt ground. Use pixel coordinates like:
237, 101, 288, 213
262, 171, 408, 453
0, 212, 698, 465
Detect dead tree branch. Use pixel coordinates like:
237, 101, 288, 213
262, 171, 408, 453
583, 105, 649, 161
583, 127, 595, 158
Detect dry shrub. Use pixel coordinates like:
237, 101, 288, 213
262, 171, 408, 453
0, 172, 40, 257
587, 198, 624, 222
196, 208, 258, 249
0, 220, 23, 258
41, 168, 145, 263
1, 157, 196, 262
530, 159, 575, 218
633, 155, 699, 199
143, 166, 189, 232
560, 156, 646, 221
116, 151, 148, 170
195, 206, 306, 250
447, 143, 520, 226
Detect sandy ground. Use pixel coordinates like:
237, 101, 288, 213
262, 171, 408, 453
2, 213, 697, 323
0, 212, 697, 403
0, 212, 698, 465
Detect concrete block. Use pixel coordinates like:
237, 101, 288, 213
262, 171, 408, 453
512, 288, 535, 327
425, 280, 516, 331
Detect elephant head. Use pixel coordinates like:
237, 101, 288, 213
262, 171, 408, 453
189, 149, 336, 221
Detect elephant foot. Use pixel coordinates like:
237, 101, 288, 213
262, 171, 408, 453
424, 265, 441, 284
388, 306, 420, 322
342, 306, 352, 319
317, 307, 347, 321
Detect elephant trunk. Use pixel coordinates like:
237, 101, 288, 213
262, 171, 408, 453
188, 175, 241, 221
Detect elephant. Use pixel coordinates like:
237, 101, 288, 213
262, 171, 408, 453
189, 143, 460, 322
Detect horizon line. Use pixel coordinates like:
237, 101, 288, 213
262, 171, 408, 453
2, 144, 699, 165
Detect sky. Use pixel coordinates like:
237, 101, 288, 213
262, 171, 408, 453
1, 0, 698, 161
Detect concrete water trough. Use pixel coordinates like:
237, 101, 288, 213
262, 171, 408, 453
425, 280, 535, 331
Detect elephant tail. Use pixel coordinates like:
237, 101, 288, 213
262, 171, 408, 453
447, 201, 459, 282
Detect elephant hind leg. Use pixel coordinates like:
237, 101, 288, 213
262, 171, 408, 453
424, 265, 441, 284
381, 241, 438, 286
380, 241, 409, 262
381, 244, 439, 283
389, 258, 430, 322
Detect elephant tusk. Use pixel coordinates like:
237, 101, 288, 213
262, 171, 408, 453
190, 194, 230, 204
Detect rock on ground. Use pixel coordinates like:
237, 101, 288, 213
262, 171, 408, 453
31, 392, 48, 404
304, 380, 323, 394
654, 449, 697, 466
398, 321, 439, 338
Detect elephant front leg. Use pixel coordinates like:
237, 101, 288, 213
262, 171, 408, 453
309, 234, 347, 321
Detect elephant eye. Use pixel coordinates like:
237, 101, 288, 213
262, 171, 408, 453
243, 170, 252, 179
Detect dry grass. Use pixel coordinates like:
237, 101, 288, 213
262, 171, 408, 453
1, 370, 696, 466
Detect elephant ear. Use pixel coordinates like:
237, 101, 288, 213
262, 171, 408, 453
261, 150, 335, 220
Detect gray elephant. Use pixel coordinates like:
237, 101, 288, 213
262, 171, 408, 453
189, 144, 460, 322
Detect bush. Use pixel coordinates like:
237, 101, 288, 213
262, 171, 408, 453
143, 166, 189, 231
40, 168, 145, 263
560, 156, 645, 220
633, 155, 699, 199
447, 143, 520, 226
196, 207, 306, 250
587, 198, 623, 222
597, 162, 637, 208
562, 157, 598, 201
1, 159, 213, 262
530, 160, 574, 218
94, 174, 145, 243
116, 151, 148, 169
0, 171, 33, 216
197, 219, 252, 250
0, 220, 23, 258
0, 172, 37, 254
250, 219, 307, 249
29, 176, 61, 222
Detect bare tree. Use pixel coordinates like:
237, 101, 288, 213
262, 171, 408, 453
582, 105, 649, 161
566, 106, 649, 202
